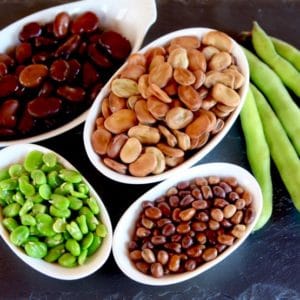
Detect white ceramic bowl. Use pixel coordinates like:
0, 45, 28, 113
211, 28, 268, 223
113, 163, 262, 286
0, 144, 113, 280
0, 0, 157, 146
84, 27, 250, 184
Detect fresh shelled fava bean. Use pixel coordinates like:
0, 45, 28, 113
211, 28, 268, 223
0, 150, 107, 267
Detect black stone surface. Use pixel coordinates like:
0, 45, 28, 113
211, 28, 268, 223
0, 1, 300, 299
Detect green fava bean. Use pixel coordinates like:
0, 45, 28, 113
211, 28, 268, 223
19, 200, 33, 216
63, 231, 71, 240
87, 235, 102, 257
78, 249, 88, 265
81, 232, 94, 250
76, 183, 89, 195
59, 169, 82, 184
0, 169, 9, 181
58, 253, 77, 267
30, 225, 41, 236
27, 236, 39, 242
10, 225, 29, 246
45, 233, 64, 247
0, 178, 18, 191
24, 150, 43, 172
54, 187, 68, 196
96, 224, 107, 238
43, 152, 57, 168
76, 215, 88, 235
86, 197, 100, 215
50, 205, 71, 218
24, 241, 47, 258
60, 182, 74, 193
48, 171, 62, 189
86, 214, 99, 232
3, 217, 18, 232
0, 190, 14, 205
70, 190, 88, 199
51, 194, 70, 210
53, 218, 66, 233
8, 164, 24, 178
3, 203, 21, 217
36, 214, 55, 237
39, 184, 52, 200
13, 191, 24, 205
19, 177, 35, 197
31, 170, 47, 185
65, 239, 81, 256
68, 196, 83, 210
44, 244, 65, 263
66, 221, 83, 241
31, 204, 47, 216
21, 214, 36, 226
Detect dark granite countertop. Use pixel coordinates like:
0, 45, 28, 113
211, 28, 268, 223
0, 1, 300, 299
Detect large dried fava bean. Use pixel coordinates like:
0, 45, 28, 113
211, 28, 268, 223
19, 64, 48, 88
134, 100, 156, 125
193, 69, 206, 89
185, 113, 211, 139
128, 124, 160, 144
208, 51, 232, 71
107, 134, 128, 159
53, 12, 70, 38
50, 59, 69, 82
111, 78, 139, 98
148, 62, 172, 88
120, 64, 145, 81
173, 68, 196, 86
145, 147, 166, 175
147, 83, 172, 104
144, 47, 166, 65
127, 96, 139, 110
149, 55, 165, 72
101, 98, 111, 119
91, 128, 112, 155
202, 31, 233, 52
211, 83, 240, 107
173, 130, 191, 151
178, 85, 202, 111
137, 74, 149, 99
71, 11, 99, 34
187, 49, 207, 71
147, 96, 169, 120
202, 46, 220, 60
57, 85, 85, 102
202, 247, 218, 261
127, 53, 146, 67
165, 107, 193, 130
158, 125, 177, 147
223, 68, 245, 89
103, 157, 127, 174
0, 99, 19, 128
104, 109, 137, 134
129, 152, 157, 177
171, 36, 200, 49
200, 109, 217, 132
204, 70, 234, 89
27, 97, 62, 118
157, 143, 184, 158
120, 137, 142, 164
108, 93, 126, 113
165, 156, 184, 167
167, 47, 189, 69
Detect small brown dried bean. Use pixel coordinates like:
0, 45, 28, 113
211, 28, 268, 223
213, 186, 226, 198
157, 202, 171, 217
243, 191, 253, 206
215, 243, 227, 254
136, 227, 151, 238
157, 250, 169, 265
172, 208, 181, 223
142, 201, 154, 209
202, 247, 218, 262
181, 235, 193, 248
244, 207, 256, 225
223, 204, 237, 219
211, 208, 224, 222
151, 263, 164, 278
214, 198, 229, 208
191, 221, 207, 232
57, 85, 85, 102
167, 187, 178, 197
185, 259, 197, 271
196, 211, 209, 222
145, 207, 162, 220
179, 208, 196, 221
171, 234, 182, 243
165, 243, 181, 254
195, 177, 208, 186
180, 194, 194, 207
191, 189, 203, 200
169, 195, 180, 207
196, 233, 207, 244
168, 255, 181, 272
209, 219, 220, 231
231, 211, 243, 225
151, 235, 166, 245
141, 217, 154, 229
228, 192, 240, 202
176, 222, 190, 234
219, 181, 232, 193
157, 218, 171, 228
187, 245, 203, 258
217, 234, 234, 246
129, 250, 142, 261
162, 223, 176, 236
235, 198, 246, 210
135, 261, 149, 274
231, 224, 246, 238
201, 185, 213, 199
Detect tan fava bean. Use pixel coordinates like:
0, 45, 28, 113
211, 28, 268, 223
129, 152, 157, 177
178, 85, 202, 111
145, 147, 166, 175
173, 68, 196, 86
193, 69, 206, 89
147, 96, 169, 120
173, 130, 191, 151
138, 74, 149, 99
111, 78, 139, 98
223, 67, 245, 89
190, 132, 210, 149
141, 248, 156, 264
127, 53, 146, 67
164, 78, 178, 97
107, 133, 128, 159
202, 96, 217, 110
104, 109, 137, 134
120, 137, 142, 164
108, 92, 126, 113
202, 46, 220, 60
157, 143, 184, 158
188, 48, 207, 71
127, 95, 139, 110
128, 124, 160, 144
120, 64, 146, 81
134, 99, 156, 125
200, 109, 217, 132
101, 97, 111, 119
158, 125, 177, 147
185, 112, 210, 139
231, 224, 246, 238
208, 51, 232, 71
167, 47, 189, 69
168, 254, 181, 272
202, 247, 218, 262
103, 157, 127, 174
170, 35, 200, 49
165, 107, 194, 130
211, 83, 240, 107
202, 31, 233, 52
149, 55, 165, 72
147, 83, 172, 104
204, 70, 234, 89
165, 156, 184, 167
144, 46, 166, 65
217, 234, 234, 246
223, 204, 237, 219
92, 128, 112, 155
231, 210, 243, 225
96, 116, 105, 129
212, 118, 225, 135
148, 62, 172, 88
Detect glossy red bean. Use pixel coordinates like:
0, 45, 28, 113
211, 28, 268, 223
19, 64, 48, 88
67, 59, 81, 82
55, 34, 81, 58
82, 61, 99, 87
157, 202, 171, 217
186, 245, 203, 258
145, 207, 162, 220
0, 75, 18, 97
19, 22, 42, 42
27, 96, 62, 118
151, 262, 164, 278
18, 110, 35, 134
71, 11, 99, 34
165, 242, 181, 254
88, 43, 112, 68
181, 235, 193, 248
53, 12, 70, 38
57, 85, 86, 102
15, 43, 32, 64
0, 63, 8, 77
34, 36, 57, 48
90, 82, 104, 101
0, 128, 15, 136
99, 31, 131, 60
0, 99, 19, 128
38, 81, 54, 97
32, 51, 52, 64
0, 54, 14, 68
50, 59, 70, 81
162, 223, 175, 236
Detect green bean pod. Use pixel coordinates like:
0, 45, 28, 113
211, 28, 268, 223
251, 85, 300, 210
240, 88, 272, 230
243, 47, 300, 156
252, 22, 300, 97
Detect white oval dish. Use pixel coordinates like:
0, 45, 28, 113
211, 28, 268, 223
0, 0, 157, 146
113, 163, 262, 286
0, 143, 113, 280
83, 27, 250, 184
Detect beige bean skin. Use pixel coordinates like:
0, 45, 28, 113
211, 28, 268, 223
92, 128, 112, 155
120, 137, 142, 164
107, 133, 128, 159
104, 109, 137, 134
129, 152, 158, 177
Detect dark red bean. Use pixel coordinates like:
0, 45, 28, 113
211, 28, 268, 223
19, 22, 42, 42
53, 12, 70, 38
78, 41, 88, 56
67, 59, 81, 82
19, 64, 48, 88
38, 81, 54, 97
27, 96, 62, 118
206, 230, 218, 245
57, 85, 86, 102
0, 99, 19, 128
50, 59, 70, 82
18, 109, 35, 134
0, 54, 14, 68
89, 33, 102, 44
88, 43, 112, 68
0, 128, 15, 136
32, 51, 52, 64
151, 235, 166, 245
90, 82, 104, 101
99, 30, 131, 60
157, 202, 171, 217
55, 34, 81, 58
0, 75, 18, 97
82, 61, 99, 87
35, 36, 57, 48
0, 63, 8, 77
15, 43, 32, 64
181, 235, 193, 249
71, 11, 99, 34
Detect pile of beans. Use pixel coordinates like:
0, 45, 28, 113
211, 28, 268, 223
128, 176, 256, 278
92, 31, 245, 177
0, 11, 131, 140
0, 150, 107, 267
